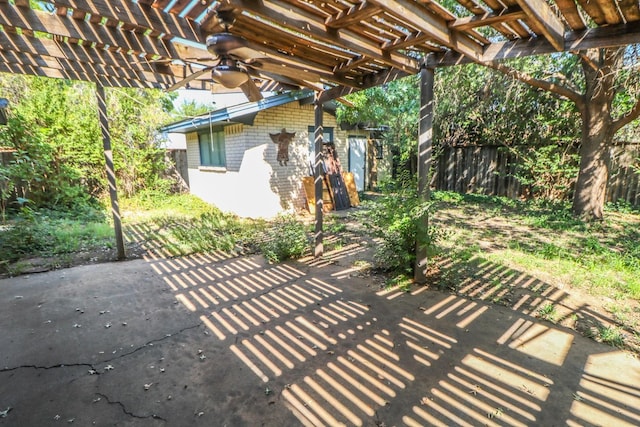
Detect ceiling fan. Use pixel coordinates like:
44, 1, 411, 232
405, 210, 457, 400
168, 14, 265, 102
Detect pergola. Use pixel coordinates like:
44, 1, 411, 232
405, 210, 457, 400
2, 0, 639, 280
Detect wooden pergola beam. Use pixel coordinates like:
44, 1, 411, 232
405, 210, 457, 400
318, 68, 410, 104
382, 32, 434, 51
325, 1, 382, 29
0, 2, 174, 59
313, 94, 324, 258
450, 9, 528, 32
95, 84, 126, 260
414, 63, 435, 284
368, 0, 484, 60
334, 56, 372, 74
428, 20, 640, 66
514, 0, 566, 51
0, 31, 185, 86
554, 0, 587, 31
46, 0, 204, 43
209, 0, 419, 73
0, 60, 144, 88
0, 48, 170, 88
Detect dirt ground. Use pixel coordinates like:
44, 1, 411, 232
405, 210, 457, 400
1, 227, 640, 426
429, 205, 640, 353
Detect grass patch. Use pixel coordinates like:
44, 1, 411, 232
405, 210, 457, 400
257, 214, 309, 263
121, 192, 215, 220
537, 303, 557, 322
432, 191, 640, 300
0, 208, 113, 269
0, 193, 314, 274
598, 326, 625, 347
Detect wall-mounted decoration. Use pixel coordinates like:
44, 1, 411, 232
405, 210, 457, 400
269, 128, 296, 166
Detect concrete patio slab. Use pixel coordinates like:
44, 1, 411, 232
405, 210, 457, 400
1, 250, 639, 426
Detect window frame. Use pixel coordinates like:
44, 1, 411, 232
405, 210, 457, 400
307, 126, 334, 163
198, 126, 226, 168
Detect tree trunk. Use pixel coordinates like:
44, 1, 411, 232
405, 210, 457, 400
572, 48, 623, 220
573, 111, 612, 220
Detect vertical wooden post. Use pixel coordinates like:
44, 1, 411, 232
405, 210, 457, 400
414, 63, 435, 283
314, 93, 324, 257
96, 84, 126, 260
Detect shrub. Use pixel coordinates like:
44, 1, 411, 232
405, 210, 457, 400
358, 177, 438, 274
258, 215, 309, 263
0, 211, 52, 264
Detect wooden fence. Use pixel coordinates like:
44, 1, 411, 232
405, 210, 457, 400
165, 149, 189, 192
433, 143, 640, 207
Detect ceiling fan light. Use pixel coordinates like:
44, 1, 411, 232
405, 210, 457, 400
212, 63, 249, 88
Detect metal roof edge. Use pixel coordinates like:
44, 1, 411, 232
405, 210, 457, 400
161, 90, 314, 134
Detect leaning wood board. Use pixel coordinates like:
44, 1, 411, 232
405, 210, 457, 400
342, 172, 360, 207
302, 176, 334, 214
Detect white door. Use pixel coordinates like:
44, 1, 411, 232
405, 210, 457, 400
349, 136, 366, 191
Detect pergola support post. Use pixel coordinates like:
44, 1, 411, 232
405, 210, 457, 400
314, 93, 324, 257
414, 63, 435, 283
95, 84, 126, 260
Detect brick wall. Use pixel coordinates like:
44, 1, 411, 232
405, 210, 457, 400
185, 101, 355, 218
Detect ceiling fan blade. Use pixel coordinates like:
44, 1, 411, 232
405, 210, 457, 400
238, 78, 263, 102
166, 67, 211, 92
228, 46, 268, 61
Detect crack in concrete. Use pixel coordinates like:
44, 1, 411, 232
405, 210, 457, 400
0, 322, 203, 374
95, 393, 166, 422
104, 322, 203, 363
0, 362, 97, 373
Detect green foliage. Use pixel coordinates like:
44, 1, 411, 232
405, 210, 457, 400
434, 61, 583, 201
171, 99, 212, 120
357, 176, 437, 274
0, 206, 111, 272
337, 60, 585, 202
537, 303, 557, 322
0, 75, 175, 216
435, 191, 640, 299
598, 326, 625, 347
159, 211, 243, 255
606, 199, 639, 214
513, 144, 580, 200
258, 215, 309, 263
122, 190, 213, 215
337, 76, 420, 172
122, 192, 259, 256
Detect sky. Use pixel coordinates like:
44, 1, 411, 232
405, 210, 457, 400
172, 88, 250, 111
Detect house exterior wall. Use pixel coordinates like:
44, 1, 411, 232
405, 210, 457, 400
185, 102, 364, 218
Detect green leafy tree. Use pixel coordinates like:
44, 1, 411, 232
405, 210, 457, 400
337, 76, 421, 176
172, 99, 211, 120
435, 61, 581, 200
0, 74, 176, 212
485, 46, 640, 219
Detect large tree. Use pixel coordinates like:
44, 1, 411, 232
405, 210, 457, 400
485, 46, 640, 220
0, 74, 176, 210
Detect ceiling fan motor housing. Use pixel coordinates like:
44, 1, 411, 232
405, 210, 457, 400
206, 32, 248, 57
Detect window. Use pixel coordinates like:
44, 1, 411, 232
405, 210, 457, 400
307, 126, 333, 163
198, 127, 226, 168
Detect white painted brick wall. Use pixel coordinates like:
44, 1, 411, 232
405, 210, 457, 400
185, 101, 351, 217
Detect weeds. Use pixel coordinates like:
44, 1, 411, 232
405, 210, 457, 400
257, 215, 309, 263
432, 191, 640, 300
0, 207, 112, 270
357, 180, 439, 275
598, 326, 625, 347
537, 303, 557, 322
